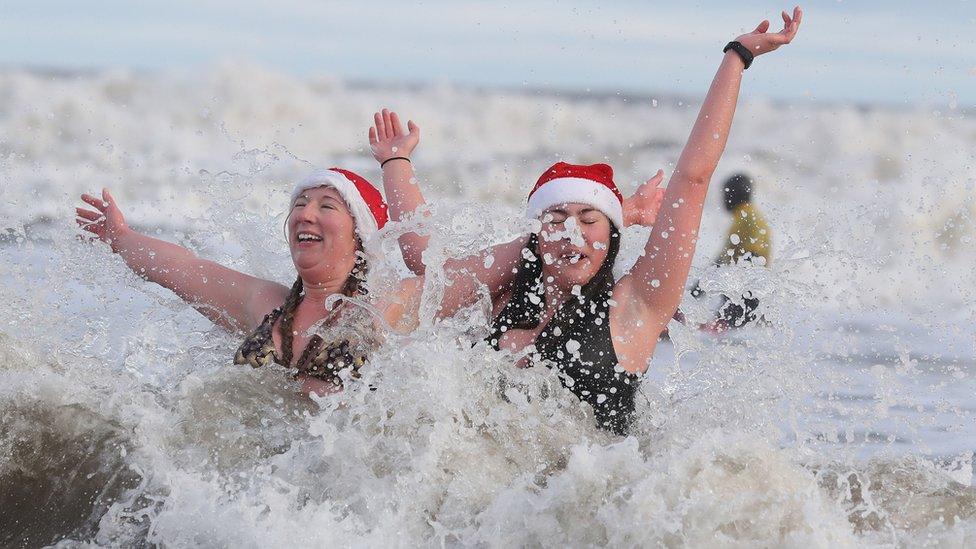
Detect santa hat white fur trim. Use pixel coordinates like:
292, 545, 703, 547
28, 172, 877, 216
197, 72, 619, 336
526, 177, 624, 228
290, 168, 380, 254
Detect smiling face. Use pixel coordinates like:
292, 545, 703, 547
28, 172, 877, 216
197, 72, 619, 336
287, 186, 359, 283
536, 203, 613, 291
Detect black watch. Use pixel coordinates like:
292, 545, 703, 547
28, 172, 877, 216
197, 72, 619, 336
723, 41, 754, 70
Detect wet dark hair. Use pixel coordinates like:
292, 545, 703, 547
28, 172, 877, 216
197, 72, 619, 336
723, 173, 753, 212
490, 227, 621, 350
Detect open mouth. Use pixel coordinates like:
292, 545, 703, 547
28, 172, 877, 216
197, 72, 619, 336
296, 231, 323, 243
560, 252, 585, 264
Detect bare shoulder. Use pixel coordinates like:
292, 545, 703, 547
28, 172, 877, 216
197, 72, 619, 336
244, 278, 291, 328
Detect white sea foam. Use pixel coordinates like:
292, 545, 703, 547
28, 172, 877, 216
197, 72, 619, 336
1, 63, 975, 546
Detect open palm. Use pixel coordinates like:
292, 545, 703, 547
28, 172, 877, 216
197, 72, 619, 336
76, 188, 128, 248
736, 6, 802, 57
368, 108, 420, 163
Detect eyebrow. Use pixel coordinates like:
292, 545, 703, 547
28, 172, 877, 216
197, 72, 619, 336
296, 192, 345, 206
548, 207, 597, 215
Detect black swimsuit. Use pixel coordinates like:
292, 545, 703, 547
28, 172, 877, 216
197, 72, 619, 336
489, 290, 641, 435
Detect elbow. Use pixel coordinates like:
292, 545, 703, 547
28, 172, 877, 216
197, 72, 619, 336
672, 165, 713, 188
685, 171, 712, 187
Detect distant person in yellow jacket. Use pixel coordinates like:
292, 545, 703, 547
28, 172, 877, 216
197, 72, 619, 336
688, 172, 772, 331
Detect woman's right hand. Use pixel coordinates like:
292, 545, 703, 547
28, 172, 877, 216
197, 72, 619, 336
368, 108, 420, 164
77, 188, 129, 250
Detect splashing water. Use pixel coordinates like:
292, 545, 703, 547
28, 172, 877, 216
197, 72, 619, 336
1, 63, 975, 547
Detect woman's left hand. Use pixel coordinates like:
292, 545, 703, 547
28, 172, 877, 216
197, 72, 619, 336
369, 108, 420, 164
623, 170, 666, 227
735, 5, 802, 58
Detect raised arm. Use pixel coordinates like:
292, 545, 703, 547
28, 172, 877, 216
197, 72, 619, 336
366, 109, 528, 305
624, 7, 802, 324
368, 108, 427, 274
76, 189, 286, 331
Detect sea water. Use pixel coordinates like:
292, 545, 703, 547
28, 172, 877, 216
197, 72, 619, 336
1, 62, 975, 547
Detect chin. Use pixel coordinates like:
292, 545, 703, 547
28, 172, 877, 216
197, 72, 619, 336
549, 264, 600, 288
291, 250, 328, 271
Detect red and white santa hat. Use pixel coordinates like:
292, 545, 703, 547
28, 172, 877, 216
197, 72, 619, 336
526, 162, 624, 228
290, 167, 389, 254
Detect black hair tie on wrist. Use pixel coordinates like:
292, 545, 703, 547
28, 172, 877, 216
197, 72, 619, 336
723, 41, 754, 70
381, 156, 411, 168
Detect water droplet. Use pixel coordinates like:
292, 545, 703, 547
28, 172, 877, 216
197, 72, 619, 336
566, 339, 581, 354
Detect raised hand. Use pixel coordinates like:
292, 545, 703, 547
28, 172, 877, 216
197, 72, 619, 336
76, 188, 129, 249
623, 169, 666, 227
735, 5, 802, 57
368, 108, 420, 164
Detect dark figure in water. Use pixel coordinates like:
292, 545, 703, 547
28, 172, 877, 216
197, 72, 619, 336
691, 172, 772, 331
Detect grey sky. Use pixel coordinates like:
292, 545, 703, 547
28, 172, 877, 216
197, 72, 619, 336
2, 0, 973, 103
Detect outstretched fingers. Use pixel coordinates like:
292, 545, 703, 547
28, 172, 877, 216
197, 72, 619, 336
374, 111, 387, 141
382, 108, 395, 139
76, 207, 102, 221
75, 210, 103, 237
390, 111, 405, 137
778, 6, 802, 41
788, 6, 802, 38
102, 188, 118, 211
647, 169, 665, 187
406, 119, 420, 138
76, 217, 101, 234
81, 193, 107, 212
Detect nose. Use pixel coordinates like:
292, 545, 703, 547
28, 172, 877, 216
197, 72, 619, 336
292, 202, 317, 224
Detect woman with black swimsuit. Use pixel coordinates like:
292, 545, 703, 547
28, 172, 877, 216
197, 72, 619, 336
373, 7, 804, 434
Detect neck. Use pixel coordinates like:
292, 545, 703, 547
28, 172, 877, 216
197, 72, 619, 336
299, 274, 348, 306
541, 282, 574, 318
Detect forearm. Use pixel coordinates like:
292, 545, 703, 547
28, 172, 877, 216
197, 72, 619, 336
443, 235, 528, 299
673, 52, 745, 184
111, 228, 199, 289
382, 159, 429, 275
110, 228, 261, 328
632, 53, 747, 316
